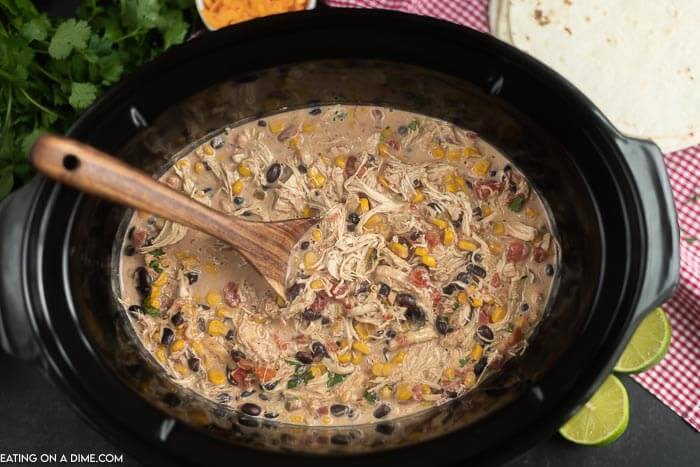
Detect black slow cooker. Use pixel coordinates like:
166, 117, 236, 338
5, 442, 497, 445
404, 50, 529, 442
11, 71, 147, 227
0, 9, 679, 466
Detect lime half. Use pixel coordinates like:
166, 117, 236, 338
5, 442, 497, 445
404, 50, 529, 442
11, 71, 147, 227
559, 375, 629, 446
614, 307, 671, 374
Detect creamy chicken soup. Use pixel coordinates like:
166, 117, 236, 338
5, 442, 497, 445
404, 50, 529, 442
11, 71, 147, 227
119, 105, 558, 426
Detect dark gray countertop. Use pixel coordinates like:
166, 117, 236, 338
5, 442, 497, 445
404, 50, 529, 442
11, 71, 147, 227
0, 353, 696, 466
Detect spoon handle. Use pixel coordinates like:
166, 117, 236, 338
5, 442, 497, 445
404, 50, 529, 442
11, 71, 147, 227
30, 134, 259, 252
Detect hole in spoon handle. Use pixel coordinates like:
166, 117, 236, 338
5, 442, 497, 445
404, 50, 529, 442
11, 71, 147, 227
63, 154, 80, 171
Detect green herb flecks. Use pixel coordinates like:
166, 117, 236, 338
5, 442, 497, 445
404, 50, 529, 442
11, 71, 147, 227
363, 389, 379, 404
508, 196, 525, 212
148, 259, 163, 273
459, 357, 469, 367
327, 372, 346, 388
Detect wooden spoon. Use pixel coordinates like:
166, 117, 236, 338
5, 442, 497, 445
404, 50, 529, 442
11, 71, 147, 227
31, 134, 319, 298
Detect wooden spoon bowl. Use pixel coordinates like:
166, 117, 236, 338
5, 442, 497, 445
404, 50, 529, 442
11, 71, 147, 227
31, 134, 319, 297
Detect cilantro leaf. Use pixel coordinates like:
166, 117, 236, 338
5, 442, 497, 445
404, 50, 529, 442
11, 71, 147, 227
459, 357, 468, 367
159, 10, 188, 50
363, 389, 379, 404
508, 196, 525, 212
48, 19, 91, 59
148, 259, 163, 273
68, 82, 97, 109
151, 248, 165, 257
327, 372, 346, 388
142, 300, 160, 317
21, 15, 50, 42
20, 128, 46, 158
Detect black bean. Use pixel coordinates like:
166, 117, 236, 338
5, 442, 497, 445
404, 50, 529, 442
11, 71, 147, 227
347, 407, 357, 419
238, 417, 259, 428
163, 393, 180, 407
355, 281, 371, 295
225, 329, 235, 341
467, 264, 487, 278
378, 283, 391, 297
200, 304, 210, 310
264, 411, 279, 419
302, 308, 322, 321
321, 316, 331, 326
309, 108, 322, 116
266, 163, 282, 183
442, 284, 457, 295
241, 390, 256, 398
405, 306, 426, 323
300, 241, 310, 250
473, 253, 483, 263
216, 393, 232, 404
373, 404, 391, 419
435, 316, 450, 335
260, 393, 271, 402
161, 328, 174, 346
474, 356, 488, 375
257, 119, 267, 126
385, 329, 396, 339
185, 272, 199, 285
472, 206, 483, 219
545, 264, 554, 276
311, 342, 327, 360
477, 325, 494, 343
297, 164, 307, 174
348, 213, 360, 224
395, 293, 417, 309
171, 311, 184, 326
489, 170, 497, 177
135, 267, 152, 297
230, 349, 246, 362
128, 305, 143, 313
262, 380, 278, 391
233, 196, 244, 205
188, 356, 201, 372
240, 403, 262, 416
347, 224, 356, 232
286, 283, 305, 301
124, 245, 135, 256
211, 135, 225, 149
330, 404, 348, 417
520, 303, 529, 311
398, 126, 408, 135
295, 351, 314, 364
197, 318, 206, 332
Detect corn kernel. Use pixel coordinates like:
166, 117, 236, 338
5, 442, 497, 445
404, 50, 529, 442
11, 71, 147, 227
352, 352, 364, 365
431, 146, 445, 159
352, 341, 370, 355
332, 155, 347, 169
464, 371, 477, 388
391, 351, 405, 364
194, 162, 205, 174
421, 384, 431, 395
302, 122, 317, 133
338, 352, 352, 364
355, 322, 373, 340
310, 174, 326, 188
207, 319, 227, 337
482, 206, 492, 217
371, 362, 384, 377
191, 341, 205, 356
491, 306, 506, 323
484, 294, 495, 304
463, 147, 479, 158
155, 346, 167, 363
204, 262, 218, 274
445, 183, 459, 193
457, 240, 477, 252
321, 415, 332, 425
471, 344, 483, 361
153, 272, 169, 287
430, 218, 448, 230
208, 369, 226, 385
396, 383, 413, 401
203, 145, 214, 156
390, 242, 409, 259
380, 386, 393, 399
358, 197, 370, 213
525, 207, 538, 218
237, 163, 252, 177
288, 135, 301, 150
457, 291, 469, 305
411, 190, 425, 203
207, 292, 222, 307
290, 414, 306, 424
174, 363, 189, 375
216, 307, 230, 318
414, 246, 429, 256
454, 176, 466, 187
493, 222, 505, 236
467, 284, 478, 295
311, 228, 322, 241
377, 142, 391, 157
381, 127, 393, 139
470, 296, 484, 308
171, 339, 185, 353
310, 364, 325, 378
364, 214, 383, 228
443, 367, 456, 380
302, 205, 312, 218
176, 159, 190, 169
339, 339, 348, 350
421, 255, 437, 268
303, 251, 319, 270
381, 363, 395, 377
471, 159, 491, 177
447, 148, 462, 161
443, 229, 455, 246
269, 120, 284, 134
310, 279, 324, 290
488, 240, 503, 255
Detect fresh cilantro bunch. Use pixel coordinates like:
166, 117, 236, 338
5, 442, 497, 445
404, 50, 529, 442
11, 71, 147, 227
0, 0, 196, 200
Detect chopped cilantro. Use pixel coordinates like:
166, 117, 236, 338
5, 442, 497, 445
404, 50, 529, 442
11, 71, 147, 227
508, 196, 525, 212
459, 357, 468, 367
407, 120, 418, 131
148, 260, 163, 273
327, 372, 346, 388
288, 369, 314, 388
285, 359, 302, 366
452, 302, 460, 311
363, 389, 379, 404
151, 248, 165, 257
142, 300, 160, 317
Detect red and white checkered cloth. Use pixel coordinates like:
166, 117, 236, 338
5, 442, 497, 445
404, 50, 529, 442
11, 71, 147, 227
326, 0, 700, 431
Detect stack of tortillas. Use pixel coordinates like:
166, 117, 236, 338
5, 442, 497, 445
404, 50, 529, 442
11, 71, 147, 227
490, 0, 700, 153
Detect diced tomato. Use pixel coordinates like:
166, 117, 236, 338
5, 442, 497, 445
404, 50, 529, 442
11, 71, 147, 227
310, 292, 330, 312
473, 180, 503, 200
430, 287, 442, 304
237, 358, 255, 371
223, 281, 240, 307
344, 155, 358, 178
425, 230, 439, 248
255, 367, 276, 383
506, 240, 530, 263
131, 229, 148, 249
491, 273, 501, 288
230, 368, 248, 386
478, 309, 490, 325
532, 246, 547, 263
317, 406, 329, 415
409, 267, 431, 288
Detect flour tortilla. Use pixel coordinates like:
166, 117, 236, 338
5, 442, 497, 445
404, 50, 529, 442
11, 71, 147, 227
489, 0, 512, 43
506, 0, 700, 153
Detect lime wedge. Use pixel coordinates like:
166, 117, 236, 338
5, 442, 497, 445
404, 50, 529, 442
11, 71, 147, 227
559, 375, 629, 446
614, 307, 671, 374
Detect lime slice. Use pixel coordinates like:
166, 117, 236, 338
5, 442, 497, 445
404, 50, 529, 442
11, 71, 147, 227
559, 375, 629, 446
614, 307, 671, 374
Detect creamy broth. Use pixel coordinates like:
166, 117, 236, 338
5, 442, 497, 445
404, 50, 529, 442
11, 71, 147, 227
119, 105, 558, 426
